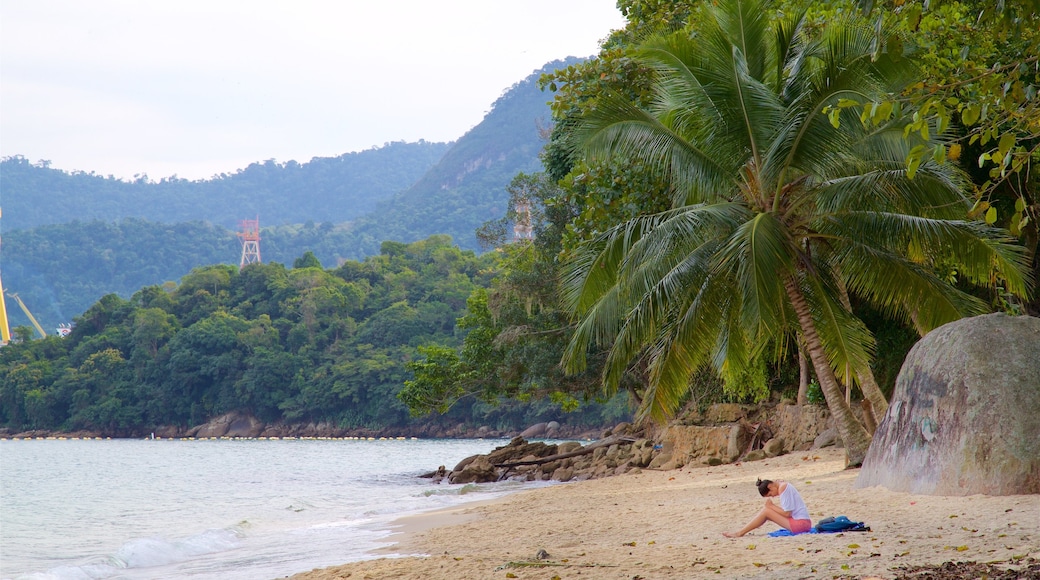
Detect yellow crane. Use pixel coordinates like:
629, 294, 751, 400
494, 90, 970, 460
6, 293, 48, 340
0, 275, 9, 344
0, 207, 8, 344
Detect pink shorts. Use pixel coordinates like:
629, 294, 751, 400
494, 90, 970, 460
790, 519, 812, 533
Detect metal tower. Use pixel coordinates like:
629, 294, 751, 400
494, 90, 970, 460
237, 217, 261, 268
512, 198, 533, 242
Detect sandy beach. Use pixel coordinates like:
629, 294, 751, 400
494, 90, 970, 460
288, 448, 1039, 579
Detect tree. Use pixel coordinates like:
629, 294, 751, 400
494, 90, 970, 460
560, 0, 1032, 465
293, 251, 323, 269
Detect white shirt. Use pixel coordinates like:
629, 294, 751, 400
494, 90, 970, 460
778, 482, 810, 521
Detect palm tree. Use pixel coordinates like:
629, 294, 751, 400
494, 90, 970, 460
560, 0, 1031, 466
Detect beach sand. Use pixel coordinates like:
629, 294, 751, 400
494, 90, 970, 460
288, 448, 1039, 579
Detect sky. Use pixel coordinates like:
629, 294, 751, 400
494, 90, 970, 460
0, 1, 625, 181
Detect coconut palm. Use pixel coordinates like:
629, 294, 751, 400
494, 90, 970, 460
560, 0, 1031, 465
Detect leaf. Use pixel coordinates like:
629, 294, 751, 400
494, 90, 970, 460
1010, 213, 1021, 236
948, 143, 962, 160
998, 133, 1016, 157
1015, 197, 1027, 213
907, 155, 923, 180
874, 101, 893, 124
956, 545, 969, 551
932, 144, 946, 164
985, 207, 997, 224
746, 544, 757, 550
962, 105, 981, 126
506, 574, 518, 578
904, 4, 922, 29
848, 544, 861, 549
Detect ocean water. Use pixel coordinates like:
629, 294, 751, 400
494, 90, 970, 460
0, 437, 554, 580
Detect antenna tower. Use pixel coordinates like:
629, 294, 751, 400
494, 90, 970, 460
237, 217, 261, 268
512, 198, 533, 242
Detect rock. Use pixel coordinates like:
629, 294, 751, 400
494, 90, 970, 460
704, 403, 747, 423
452, 454, 480, 472
647, 452, 673, 470
727, 423, 751, 461
763, 437, 784, 457
486, 439, 556, 465
194, 412, 234, 438
520, 423, 548, 438
609, 421, 632, 437
744, 450, 767, 462
557, 441, 583, 454
448, 456, 497, 484
856, 313, 1040, 495
812, 428, 838, 449
551, 467, 574, 482
770, 403, 831, 453
226, 414, 264, 438
536, 549, 551, 560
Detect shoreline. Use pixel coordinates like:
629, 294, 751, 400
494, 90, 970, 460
289, 448, 1040, 579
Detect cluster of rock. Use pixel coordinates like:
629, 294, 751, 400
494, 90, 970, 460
424, 422, 656, 484
423, 403, 843, 484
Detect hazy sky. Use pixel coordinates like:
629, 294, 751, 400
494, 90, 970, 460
1, 1, 625, 181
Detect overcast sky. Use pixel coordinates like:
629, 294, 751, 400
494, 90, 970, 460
0, 1, 625, 181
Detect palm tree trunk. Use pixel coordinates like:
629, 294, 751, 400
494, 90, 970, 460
783, 276, 873, 466
856, 369, 888, 419
797, 343, 809, 405
834, 275, 889, 418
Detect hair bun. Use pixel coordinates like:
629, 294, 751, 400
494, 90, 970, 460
755, 478, 763, 485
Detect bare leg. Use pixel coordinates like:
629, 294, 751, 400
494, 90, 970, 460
723, 501, 792, 537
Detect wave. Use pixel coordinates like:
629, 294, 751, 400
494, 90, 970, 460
11, 528, 241, 580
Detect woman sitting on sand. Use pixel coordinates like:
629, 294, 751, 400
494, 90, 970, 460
722, 478, 811, 537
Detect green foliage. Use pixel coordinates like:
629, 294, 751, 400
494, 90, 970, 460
805, 380, 824, 406
0, 236, 588, 434
557, 0, 1031, 435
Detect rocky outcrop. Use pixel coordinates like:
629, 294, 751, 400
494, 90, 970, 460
427, 405, 840, 484
427, 423, 657, 484
653, 402, 834, 470
856, 313, 1040, 495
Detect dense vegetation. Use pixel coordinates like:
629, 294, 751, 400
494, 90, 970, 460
1, 141, 449, 231
0, 237, 628, 434
3, 218, 409, 332
401, 0, 1038, 456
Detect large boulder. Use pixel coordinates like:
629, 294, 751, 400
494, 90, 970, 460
856, 313, 1040, 495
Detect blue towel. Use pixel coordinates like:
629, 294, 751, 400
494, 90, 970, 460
768, 528, 819, 537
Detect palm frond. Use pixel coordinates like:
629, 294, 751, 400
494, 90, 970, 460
716, 211, 796, 335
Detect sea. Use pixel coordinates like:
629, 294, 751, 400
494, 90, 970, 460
0, 437, 560, 580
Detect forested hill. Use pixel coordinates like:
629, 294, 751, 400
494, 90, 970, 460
3, 218, 396, 331
0, 140, 450, 231
341, 57, 583, 254
0, 236, 628, 436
